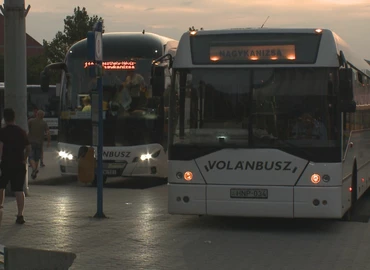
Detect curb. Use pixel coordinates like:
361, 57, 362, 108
29, 176, 77, 186
4, 246, 76, 270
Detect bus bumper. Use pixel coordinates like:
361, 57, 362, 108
168, 184, 343, 219
293, 186, 342, 218
168, 184, 207, 215
59, 158, 167, 178
122, 160, 167, 178
59, 160, 78, 175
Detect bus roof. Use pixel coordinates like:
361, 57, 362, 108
68, 32, 178, 60
174, 28, 370, 73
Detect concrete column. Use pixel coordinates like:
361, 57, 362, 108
1, 0, 30, 196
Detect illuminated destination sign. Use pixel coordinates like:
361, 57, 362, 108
84, 61, 136, 70
209, 45, 296, 62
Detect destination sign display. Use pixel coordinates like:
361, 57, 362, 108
209, 45, 296, 62
84, 61, 136, 70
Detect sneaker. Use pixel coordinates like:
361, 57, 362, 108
31, 169, 39, 180
16, 215, 25, 224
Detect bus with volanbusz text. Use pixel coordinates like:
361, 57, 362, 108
40, 32, 177, 184
167, 28, 370, 220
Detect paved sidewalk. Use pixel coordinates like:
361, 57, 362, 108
2, 184, 370, 270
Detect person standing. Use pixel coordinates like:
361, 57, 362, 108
82, 96, 91, 112
0, 108, 31, 224
28, 110, 50, 179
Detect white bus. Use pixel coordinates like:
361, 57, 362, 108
167, 28, 370, 220
0, 83, 59, 136
41, 32, 177, 184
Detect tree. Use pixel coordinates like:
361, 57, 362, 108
27, 54, 49, 84
43, 32, 67, 64
43, 6, 104, 63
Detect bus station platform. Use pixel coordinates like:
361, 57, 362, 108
1, 179, 370, 269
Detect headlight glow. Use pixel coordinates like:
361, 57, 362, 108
140, 154, 152, 161
59, 151, 74, 160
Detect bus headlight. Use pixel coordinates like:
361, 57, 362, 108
140, 150, 161, 161
59, 151, 73, 160
140, 154, 152, 161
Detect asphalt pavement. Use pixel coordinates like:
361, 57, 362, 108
2, 184, 370, 270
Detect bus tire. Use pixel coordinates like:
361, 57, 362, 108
92, 175, 108, 187
343, 163, 358, 221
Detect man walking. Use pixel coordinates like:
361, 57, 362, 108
0, 108, 31, 224
28, 110, 50, 179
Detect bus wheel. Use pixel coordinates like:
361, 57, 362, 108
343, 164, 358, 221
91, 175, 108, 187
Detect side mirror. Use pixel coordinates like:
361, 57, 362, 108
169, 57, 174, 69
150, 53, 173, 97
150, 66, 165, 97
339, 68, 353, 100
338, 68, 356, 112
40, 70, 50, 92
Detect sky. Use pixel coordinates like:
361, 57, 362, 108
24, 0, 370, 61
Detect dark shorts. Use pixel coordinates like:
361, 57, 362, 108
30, 143, 42, 162
0, 163, 26, 192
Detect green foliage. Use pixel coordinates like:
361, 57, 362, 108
0, 7, 103, 84
43, 6, 104, 63
43, 32, 67, 64
27, 54, 48, 84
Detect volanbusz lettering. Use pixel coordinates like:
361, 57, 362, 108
204, 160, 297, 173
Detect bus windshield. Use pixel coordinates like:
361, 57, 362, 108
58, 55, 163, 147
170, 68, 341, 161
64, 55, 152, 110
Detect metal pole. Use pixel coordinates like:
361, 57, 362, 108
2, 0, 30, 196
95, 71, 104, 217
91, 21, 105, 218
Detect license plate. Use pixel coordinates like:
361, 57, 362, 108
103, 170, 118, 175
230, 188, 268, 199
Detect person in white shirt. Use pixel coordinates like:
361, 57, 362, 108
112, 70, 147, 113
122, 70, 146, 98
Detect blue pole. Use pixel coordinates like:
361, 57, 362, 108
92, 21, 106, 218
96, 63, 104, 218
